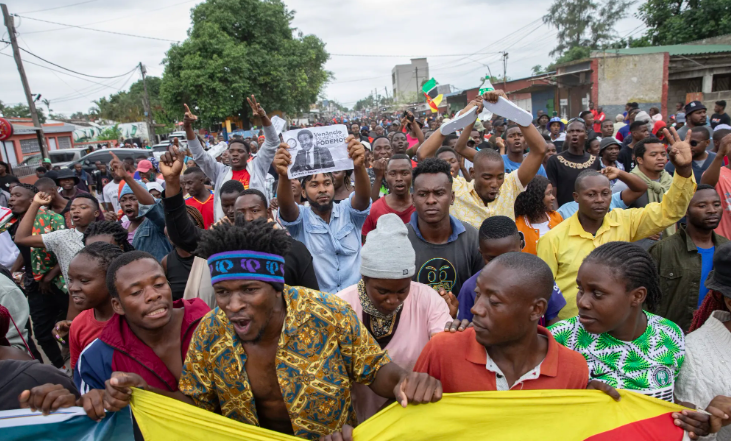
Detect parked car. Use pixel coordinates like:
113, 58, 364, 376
66, 148, 150, 174
48, 148, 90, 169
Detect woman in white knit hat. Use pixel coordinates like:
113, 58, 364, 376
337, 213, 452, 423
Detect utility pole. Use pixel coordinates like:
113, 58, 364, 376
138, 62, 155, 145
501, 51, 509, 91
2, 3, 48, 159
414, 67, 419, 104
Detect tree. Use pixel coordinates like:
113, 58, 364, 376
159, 0, 330, 128
97, 124, 122, 141
0, 103, 47, 123
92, 76, 174, 130
543, 0, 631, 57
637, 0, 731, 45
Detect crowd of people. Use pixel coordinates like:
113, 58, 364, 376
1, 90, 731, 440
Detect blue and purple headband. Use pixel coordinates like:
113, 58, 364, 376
208, 251, 285, 284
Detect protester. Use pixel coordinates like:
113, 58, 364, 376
543, 142, 557, 168
368, 136, 393, 199
600, 119, 615, 138
0, 271, 29, 352
676, 243, 731, 440
538, 128, 696, 320
75, 251, 210, 409
0, 161, 16, 192
73, 164, 90, 193
187, 98, 278, 221
711, 100, 731, 129
501, 126, 548, 177
545, 119, 602, 206
337, 213, 451, 422
161, 206, 204, 301
615, 108, 639, 142
700, 133, 731, 239
362, 154, 415, 239
332, 169, 354, 203
514, 176, 562, 255
547, 117, 566, 150
97, 219, 444, 439
276, 135, 371, 293
159, 143, 320, 295
54, 169, 86, 201
648, 185, 728, 330
82, 220, 135, 252
417, 93, 547, 226
90, 162, 113, 198
666, 126, 716, 182
679, 101, 714, 151
113, 156, 171, 261
597, 137, 625, 188
182, 167, 214, 229
613, 114, 626, 139
591, 105, 606, 134
456, 216, 565, 326
416, 252, 592, 394
549, 242, 687, 403
102, 165, 123, 213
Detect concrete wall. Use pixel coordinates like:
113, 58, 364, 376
392, 58, 429, 102
531, 89, 556, 117
596, 52, 666, 119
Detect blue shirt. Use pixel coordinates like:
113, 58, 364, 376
556, 191, 628, 220
132, 201, 172, 262
665, 151, 716, 183
501, 154, 547, 177
698, 245, 715, 307
278, 194, 370, 294
457, 270, 567, 322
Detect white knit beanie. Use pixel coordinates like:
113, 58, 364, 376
360, 213, 415, 279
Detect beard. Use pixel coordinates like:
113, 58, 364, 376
307, 195, 333, 212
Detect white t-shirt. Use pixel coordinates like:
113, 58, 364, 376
42, 229, 84, 283
103, 180, 121, 212
531, 219, 551, 238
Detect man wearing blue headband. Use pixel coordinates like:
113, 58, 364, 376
102, 218, 443, 440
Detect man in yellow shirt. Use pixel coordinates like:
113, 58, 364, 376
537, 128, 696, 320
416, 92, 546, 229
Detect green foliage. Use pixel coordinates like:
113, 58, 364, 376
92, 76, 174, 131
543, 0, 631, 57
0, 102, 47, 123
97, 124, 122, 141
637, 0, 731, 45
531, 65, 546, 75
159, 0, 330, 128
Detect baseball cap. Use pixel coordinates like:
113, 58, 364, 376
136, 160, 153, 173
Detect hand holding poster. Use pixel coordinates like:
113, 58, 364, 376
284, 125, 354, 179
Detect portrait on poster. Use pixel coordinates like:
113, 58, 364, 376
284, 125, 353, 179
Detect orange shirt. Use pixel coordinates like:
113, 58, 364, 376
231, 169, 250, 189
413, 327, 588, 393
185, 191, 215, 229
517, 211, 563, 255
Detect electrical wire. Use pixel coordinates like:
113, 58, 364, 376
0, 40, 137, 79
13, 16, 180, 42
17, 0, 100, 15
330, 52, 499, 58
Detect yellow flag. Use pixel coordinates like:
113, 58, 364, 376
130, 388, 687, 440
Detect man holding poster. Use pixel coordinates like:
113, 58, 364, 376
285, 125, 352, 178
276, 135, 371, 293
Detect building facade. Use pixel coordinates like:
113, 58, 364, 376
392, 58, 429, 103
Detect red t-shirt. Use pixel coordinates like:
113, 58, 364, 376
413, 327, 589, 393
231, 169, 251, 189
362, 196, 415, 239
185, 191, 214, 229
69, 309, 109, 368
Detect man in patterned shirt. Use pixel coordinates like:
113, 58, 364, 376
416, 91, 547, 228
103, 219, 443, 440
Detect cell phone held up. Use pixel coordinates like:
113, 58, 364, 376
402, 111, 415, 122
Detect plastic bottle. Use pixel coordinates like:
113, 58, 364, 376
478, 75, 494, 121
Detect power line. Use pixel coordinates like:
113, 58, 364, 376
330, 52, 499, 58
17, 0, 100, 15
13, 15, 180, 42
0, 40, 138, 78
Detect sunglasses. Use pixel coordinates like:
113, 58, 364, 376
568, 117, 585, 124
690, 140, 703, 147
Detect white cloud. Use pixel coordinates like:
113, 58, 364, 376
0, 0, 644, 116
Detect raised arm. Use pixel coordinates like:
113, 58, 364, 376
454, 120, 478, 163
13, 192, 51, 248
405, 111, 425, 157
110, 153, 155, 206
159, 142, 202, 254
273, 143, 300, 222
247, 96, 278, 197
348, 136, 371, 211
370, 158, 387, 202
416, 100, 481, 161
700, 133, 730, 186
602, 167, 648, 206
183, 104, 223, 182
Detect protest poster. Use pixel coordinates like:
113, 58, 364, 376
283, 125, 353, 180
271, 115, 287, 135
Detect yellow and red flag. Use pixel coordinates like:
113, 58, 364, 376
422, 78, 443, 113
129, 388, 687, 440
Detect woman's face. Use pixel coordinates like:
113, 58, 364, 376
543, 184, 555, 211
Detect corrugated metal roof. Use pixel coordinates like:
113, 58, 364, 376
597, 45, 731, 56
11, 124, 76, 135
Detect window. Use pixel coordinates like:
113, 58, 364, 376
57, 136, 72, 149
20, 138, 40, 154
49, 152, 78, 163
713, 74, 731, 92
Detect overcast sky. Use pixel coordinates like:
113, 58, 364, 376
0, 0, 645, 117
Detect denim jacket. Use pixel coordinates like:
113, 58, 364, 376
132, 201, 172, 261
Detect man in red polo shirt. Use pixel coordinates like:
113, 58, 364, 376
414, 252, 592, 392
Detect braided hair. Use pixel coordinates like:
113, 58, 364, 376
75, 242, 124, 274
195, 217, 291, 291
83, 221, 135, 252
514, 176, 551, 223
689, 291, 729, 332
185, 205, 205, 229
16, 183, 39, 195
583, 241, 662, 311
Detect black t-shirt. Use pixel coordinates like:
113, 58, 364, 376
0, 360, 80, 411
92, 170, 113, 192
545, 150, 602, 206
617, 143, 636, 173
0, 175, 16, 192
165, 250, 195, 300
711, 112, 731, 129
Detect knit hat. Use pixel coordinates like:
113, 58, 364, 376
360, 213, 415, 279
599, 137, 621, 152
120, 180, 146, 198
634, 111, 651, 123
